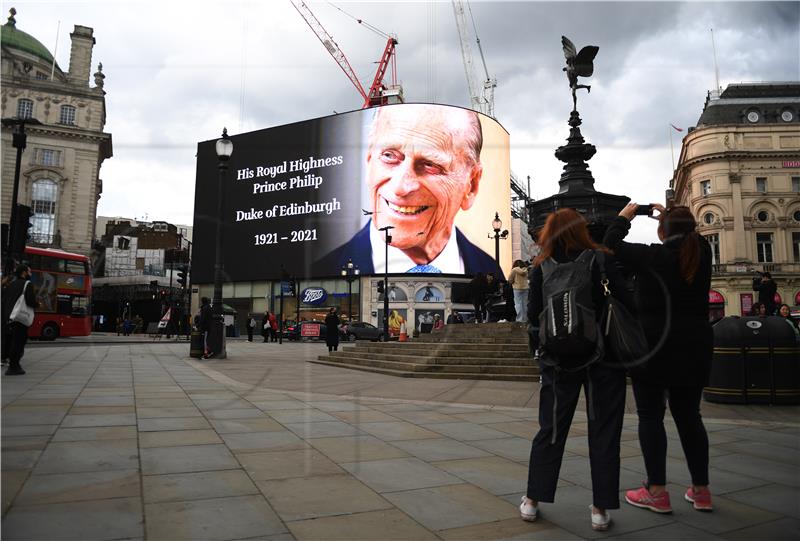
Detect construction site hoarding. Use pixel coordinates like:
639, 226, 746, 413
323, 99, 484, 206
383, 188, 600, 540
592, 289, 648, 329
192, 103, 511, 283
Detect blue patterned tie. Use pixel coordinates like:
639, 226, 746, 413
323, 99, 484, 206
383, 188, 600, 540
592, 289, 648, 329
406, 264, 442, 273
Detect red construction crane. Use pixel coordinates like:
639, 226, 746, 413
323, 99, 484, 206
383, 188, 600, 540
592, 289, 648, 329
291, 1, 401, 108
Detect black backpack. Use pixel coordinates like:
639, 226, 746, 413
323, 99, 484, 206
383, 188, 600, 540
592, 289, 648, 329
537, 250, 603, 373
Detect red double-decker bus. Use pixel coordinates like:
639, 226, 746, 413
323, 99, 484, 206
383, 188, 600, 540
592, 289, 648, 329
24, 246, 92, 340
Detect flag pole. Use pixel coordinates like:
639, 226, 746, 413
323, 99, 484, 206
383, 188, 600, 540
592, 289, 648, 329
50, 20, 61, 81
669, 124, 675, 172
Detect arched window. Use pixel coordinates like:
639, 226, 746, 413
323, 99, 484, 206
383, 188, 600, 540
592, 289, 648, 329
59, 105, 76, 125
31, 179, 58, 243
415, 286, 444, 302
17, 98, 33, 119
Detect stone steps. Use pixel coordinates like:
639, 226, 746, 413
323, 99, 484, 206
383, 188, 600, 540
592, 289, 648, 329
318, 354, 536, 375
311, 358, 538, 381
327, 350, 534, 366
349, 345, 531, 358
310, 322, 538, 381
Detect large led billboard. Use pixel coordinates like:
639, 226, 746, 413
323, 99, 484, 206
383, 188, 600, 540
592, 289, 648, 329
192, 103, 511, 283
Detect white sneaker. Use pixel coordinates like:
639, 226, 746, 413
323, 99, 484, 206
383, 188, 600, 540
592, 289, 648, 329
590, 505, 611, 531
498, 319, 508, 323
520, 496, 538, 522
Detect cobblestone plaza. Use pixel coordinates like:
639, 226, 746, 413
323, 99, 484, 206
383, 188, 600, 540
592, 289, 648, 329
1, 338, 798, 540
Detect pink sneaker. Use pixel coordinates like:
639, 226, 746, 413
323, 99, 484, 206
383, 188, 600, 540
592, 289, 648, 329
625, 484, 673, 513
685, 486, 713, 511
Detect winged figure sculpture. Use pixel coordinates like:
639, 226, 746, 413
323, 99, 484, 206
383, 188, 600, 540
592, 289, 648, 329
562, 36, 599, 111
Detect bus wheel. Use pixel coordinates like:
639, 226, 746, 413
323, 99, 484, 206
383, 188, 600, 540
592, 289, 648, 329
41, 323, 59, 341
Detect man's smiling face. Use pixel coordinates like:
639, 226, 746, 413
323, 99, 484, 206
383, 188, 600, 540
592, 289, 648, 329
367, 105, 482, 263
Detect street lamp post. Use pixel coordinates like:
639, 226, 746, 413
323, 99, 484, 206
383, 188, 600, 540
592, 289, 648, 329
210, 128, 233, 358
340, 259, 360, 322
378, 226, 394, 340
2, 117, 40, 270
489, 212, 509, 274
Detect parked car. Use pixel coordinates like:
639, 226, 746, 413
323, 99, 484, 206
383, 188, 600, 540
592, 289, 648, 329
340, 321, 385, 342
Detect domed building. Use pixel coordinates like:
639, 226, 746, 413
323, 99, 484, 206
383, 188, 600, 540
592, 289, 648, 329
1, 7, 112, 256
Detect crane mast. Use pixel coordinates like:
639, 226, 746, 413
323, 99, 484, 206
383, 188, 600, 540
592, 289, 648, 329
451, 0, 496, 117
291, 0, 402, 108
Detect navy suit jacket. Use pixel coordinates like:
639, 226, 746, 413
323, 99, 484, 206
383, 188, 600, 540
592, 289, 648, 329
313, 221, 502, 278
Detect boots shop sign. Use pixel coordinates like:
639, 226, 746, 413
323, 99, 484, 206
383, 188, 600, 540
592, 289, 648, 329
301, 287, 327, 305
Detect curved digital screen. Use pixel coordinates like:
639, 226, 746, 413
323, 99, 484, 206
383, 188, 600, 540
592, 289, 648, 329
192, 103, 510, 282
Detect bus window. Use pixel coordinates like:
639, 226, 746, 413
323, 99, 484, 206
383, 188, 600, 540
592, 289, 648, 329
65, 260, 88, 274
72, 296, 90, 316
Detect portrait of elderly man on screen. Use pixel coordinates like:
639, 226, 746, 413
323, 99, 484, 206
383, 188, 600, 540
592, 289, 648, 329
315, 104, 498, 276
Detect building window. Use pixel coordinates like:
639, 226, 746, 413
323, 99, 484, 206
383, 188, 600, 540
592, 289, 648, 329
700, 180, 711, 196
792, 177, 800, 193
31, 179, 58, 243
756, 177, 767, 193
793, 232, 800, 263
703, 212, 715, 225
756, 210, 770, 223
16, 99, 33, 119
756, 233, 773, 263
794, 210, 800, 223
706, 233, 720, 265
35, 71, 48, 80
59, 105, 76, 125
34, 148, 61, 167
117, 237, 131, 250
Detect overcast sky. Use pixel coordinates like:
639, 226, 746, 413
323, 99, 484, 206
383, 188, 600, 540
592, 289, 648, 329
9, 0, 800, 243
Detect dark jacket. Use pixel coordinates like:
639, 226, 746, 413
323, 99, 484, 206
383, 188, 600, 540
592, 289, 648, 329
4, 278, 37, 321
527, 247, 634, 356
314, 221, 503, 278
198, 303, 213, 333
753, 277, 778, 313
324, 313, 340, 347
603, 216, 713, 386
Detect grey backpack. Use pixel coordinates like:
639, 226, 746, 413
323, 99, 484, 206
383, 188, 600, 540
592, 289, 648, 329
538, 250, 603, 372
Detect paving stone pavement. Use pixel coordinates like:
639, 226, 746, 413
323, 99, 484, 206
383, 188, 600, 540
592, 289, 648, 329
1, 340, 798, 540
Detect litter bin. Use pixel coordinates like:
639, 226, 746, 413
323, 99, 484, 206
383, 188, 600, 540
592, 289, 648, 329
704, 316, 800, 404
190, 330, 204, 358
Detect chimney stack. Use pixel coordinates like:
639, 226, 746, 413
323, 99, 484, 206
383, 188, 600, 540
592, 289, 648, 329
67, 25, 95, 86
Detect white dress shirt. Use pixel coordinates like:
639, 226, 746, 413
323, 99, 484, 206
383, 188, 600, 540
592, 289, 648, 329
369, 223, 465, 274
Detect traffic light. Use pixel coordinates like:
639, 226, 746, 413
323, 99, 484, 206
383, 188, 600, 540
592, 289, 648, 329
176, 266, 188, 289
10, 204, 32, 256
288, 276, 296, 296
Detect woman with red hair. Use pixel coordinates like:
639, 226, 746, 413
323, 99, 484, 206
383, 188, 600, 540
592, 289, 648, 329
521, 208, 633, 532
604, 204, 713, 514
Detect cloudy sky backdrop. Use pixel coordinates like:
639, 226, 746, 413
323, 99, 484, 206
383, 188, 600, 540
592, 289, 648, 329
9, 0, 800, 242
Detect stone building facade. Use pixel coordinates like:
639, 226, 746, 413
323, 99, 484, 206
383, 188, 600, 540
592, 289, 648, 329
670, 83, 800, 316
1, 9, 112, 257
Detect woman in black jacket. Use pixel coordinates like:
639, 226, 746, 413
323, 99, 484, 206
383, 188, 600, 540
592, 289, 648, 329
603, 204, 714, 514
522, 209, 634, 532
324, 308, 341, 352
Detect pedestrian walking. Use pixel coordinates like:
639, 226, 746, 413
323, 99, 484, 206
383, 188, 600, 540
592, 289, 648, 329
4, 263, 38, 376
470, 273, 487, 323
262, 312, 270, 343
325, 307, 341, 352
269, 312, 278, 342
522, 209, 633, 531
509, 260, 530, 322
247, 316, 256, 342
604, 204, 715, 514
198, 297, 214, 359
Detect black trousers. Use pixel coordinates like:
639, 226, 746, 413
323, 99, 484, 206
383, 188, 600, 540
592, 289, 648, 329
247, 327, 253, 341
8, 321, 29, 370
527, 364, 626, 509
632, 381, 709, 486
